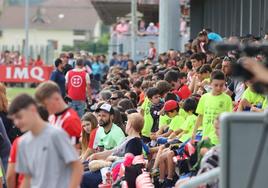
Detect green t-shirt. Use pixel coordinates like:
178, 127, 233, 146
169, 115, 185, 132
179, 114, 197, 143
179, 108, 188, 120
196, 92, 233, 145
242, 87, 265, 106
262, 96, 268, 109
97, 124, 126, 150
141, 97, 150, 110
159, 115, 172, 128
141, 97, 153, 137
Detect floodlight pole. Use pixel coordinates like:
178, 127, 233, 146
131, 0, 137, 61
24, 0, 29, 65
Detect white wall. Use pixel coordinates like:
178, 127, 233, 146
0, 28, 87, 51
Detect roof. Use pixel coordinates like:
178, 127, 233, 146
91, 0, 158, 25
0, 1, 99, 30
41, 0, 92, 8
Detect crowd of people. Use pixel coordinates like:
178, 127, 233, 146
0, 50, 44, 66
111, 19, 159, 37
0, 29, 267, 188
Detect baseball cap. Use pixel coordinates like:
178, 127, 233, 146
149, 22, 154, 27
164, 100, 178, 112
96, 103, 114, 114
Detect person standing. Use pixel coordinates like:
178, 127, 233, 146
148, 42, 157, 61
109, 52, 119, 67
50, 58, 66, 98
34, 55, 44, 66
8, 94, 83, 188
65, 58, 91, 118
35, 81, 82, 145
60, 53, 73, 75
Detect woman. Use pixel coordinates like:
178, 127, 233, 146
81, 113, 144, 188
0, 83, 21, 143
80, 112, 99, 161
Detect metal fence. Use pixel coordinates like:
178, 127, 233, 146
0, 44, 55, 65
109, 31, 189, 61
109, 34, 158, 61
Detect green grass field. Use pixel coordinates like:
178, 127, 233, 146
6, 87, 36, 102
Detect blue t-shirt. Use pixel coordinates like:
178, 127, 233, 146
100, 63, 109, 76
109, 58, 120, 67
50, 69, 66, 97
208, 32, 223, 42
91, 62, 102, 76
120, 60, 128, 70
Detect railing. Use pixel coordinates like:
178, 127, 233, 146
0, 44, 55, 65
109, 34, 158, 61
137, 0, 159, 4
180, 167, 220, 188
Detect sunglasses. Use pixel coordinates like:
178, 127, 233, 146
110, 97, 118, 100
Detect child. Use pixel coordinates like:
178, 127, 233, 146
141, 87, 162, 143
153, 93, 179, 138
152, 100, 185, 140
176, 72, 192, 100
238, 81, 265, 111
80, 112, 99, 161
150, 98, 198, 178
194, 64, 212, 94
148, 88, 164, 133
192, 70, 233, 145
158, 115, 220, 188
169, 97, 198, 142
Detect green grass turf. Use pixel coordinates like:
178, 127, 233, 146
6, 87, 36, 102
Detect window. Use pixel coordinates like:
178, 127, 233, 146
73, 30, 86, 36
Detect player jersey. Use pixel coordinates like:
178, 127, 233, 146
49, 108, 81, 144
8, 137, 24, 188
66, 69, 87, 101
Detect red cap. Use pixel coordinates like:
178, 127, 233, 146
164, 100, 178, 112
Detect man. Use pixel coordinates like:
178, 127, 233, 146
60, 53, 73, 75
109, 52, 119, 67
99, 55, 109, 81
167, 49, 177, 67
68, 52, 76, 68
65, 58, 91, 118
223, 57, 245, 102
148, 42, 157, 61
50, 58, 66, 97
94, 103, 125, 151
109, 90, 124, 107
120, 54, 129, 70
146, 22, 158, 35
8, 94, 83, 188
190, 53, 203, 71
35, 81, 81, 145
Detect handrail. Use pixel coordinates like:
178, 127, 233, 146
180, 167, 220, 188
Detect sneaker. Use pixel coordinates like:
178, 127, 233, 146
163, 178, 175, 188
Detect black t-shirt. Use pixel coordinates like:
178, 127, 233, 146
63, 64, 73, 75
125, 137, 143, 156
